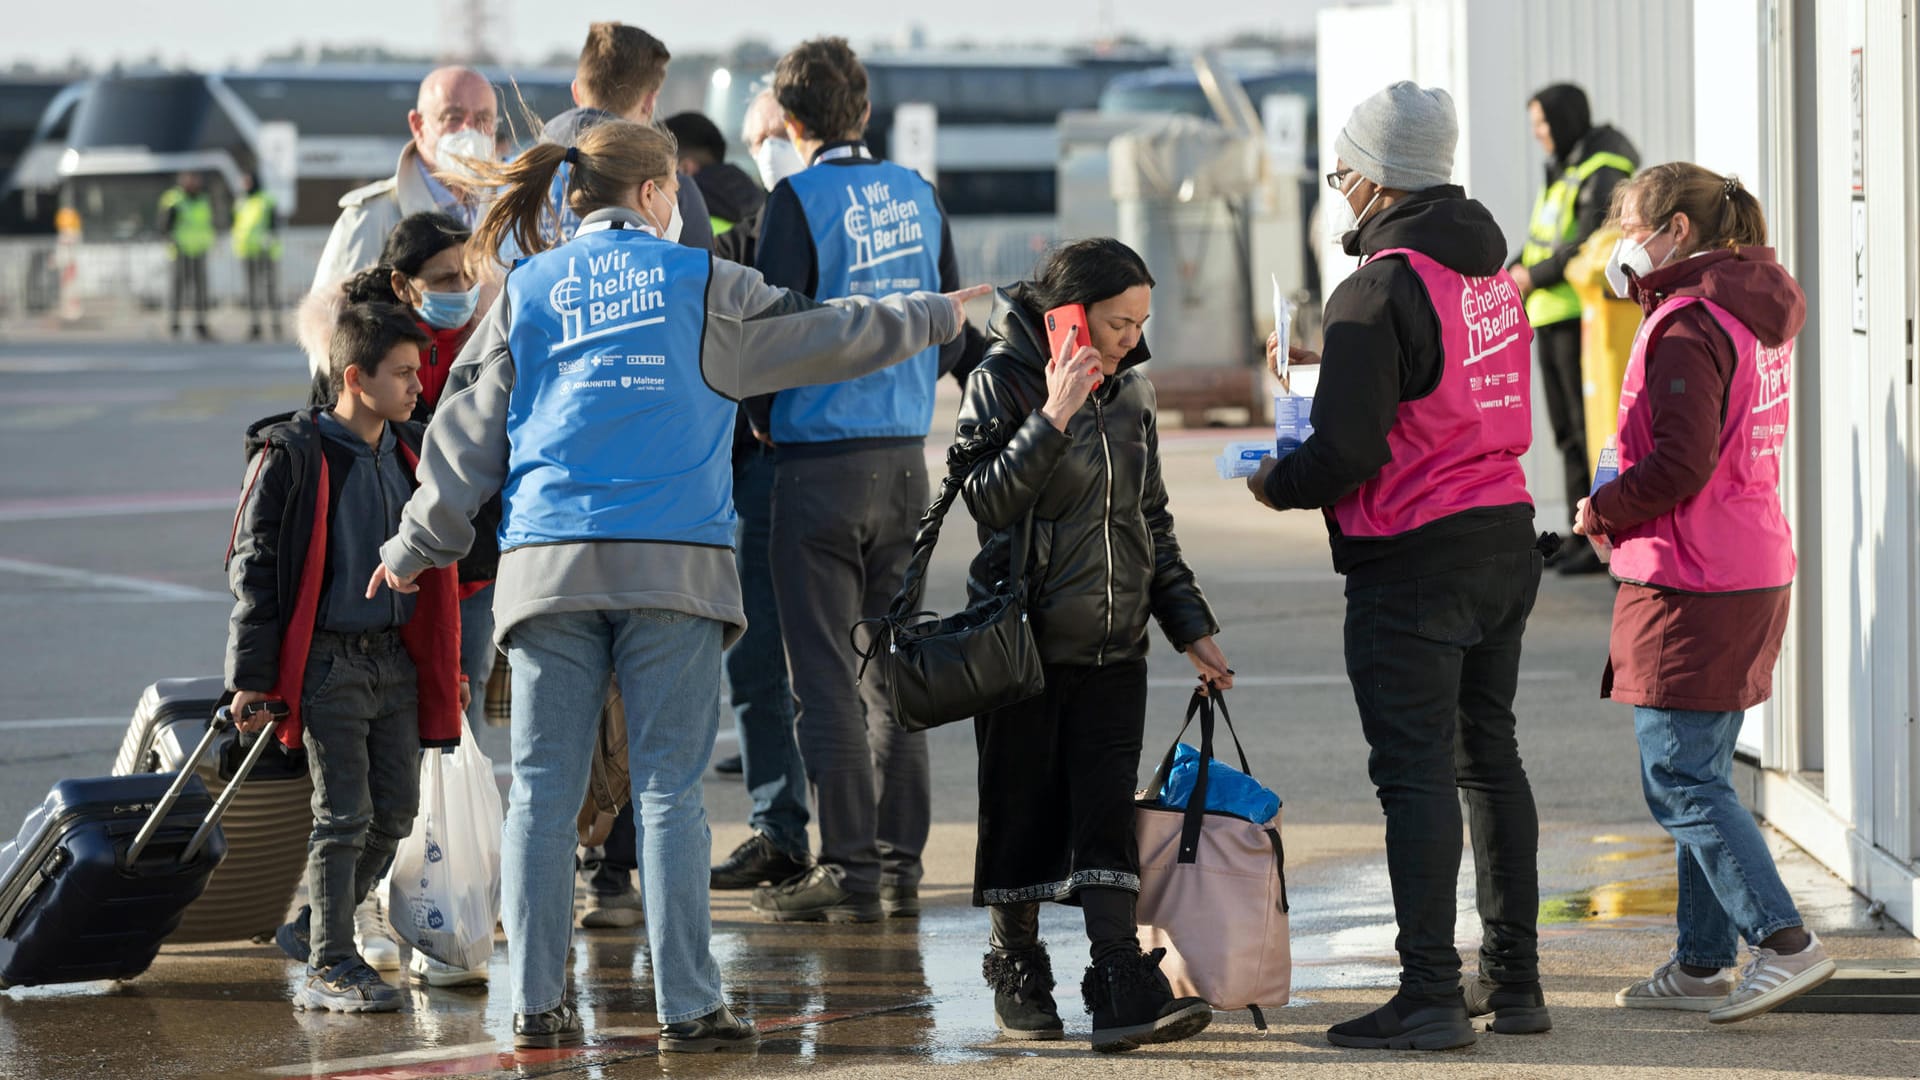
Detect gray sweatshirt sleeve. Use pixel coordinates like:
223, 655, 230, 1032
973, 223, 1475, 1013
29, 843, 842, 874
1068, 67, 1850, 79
699, 256, 960, 400
381, 292, 516, 578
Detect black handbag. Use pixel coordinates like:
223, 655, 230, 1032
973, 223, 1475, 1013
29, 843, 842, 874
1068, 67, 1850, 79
853, 423, 1047, 732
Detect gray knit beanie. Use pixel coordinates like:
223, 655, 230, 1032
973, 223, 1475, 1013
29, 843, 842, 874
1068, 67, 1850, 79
1334, 81, 1458, 191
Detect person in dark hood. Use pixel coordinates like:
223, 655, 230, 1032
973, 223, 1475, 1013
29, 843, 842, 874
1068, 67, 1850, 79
1250, 82, 1549, 1051
1577, 163, 1836, 1024
1513, 83, 1640, 573
665, 111, 764, 243
957, 237, 1230, 1052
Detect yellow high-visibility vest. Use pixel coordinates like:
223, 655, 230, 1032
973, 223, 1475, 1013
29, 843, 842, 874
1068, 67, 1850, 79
232, 191, 282, 259
158, 188, 215, 259
1521, 151, 1635, 327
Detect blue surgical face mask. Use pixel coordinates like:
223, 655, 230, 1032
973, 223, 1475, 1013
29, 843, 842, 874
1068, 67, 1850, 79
416, 283, 480, 329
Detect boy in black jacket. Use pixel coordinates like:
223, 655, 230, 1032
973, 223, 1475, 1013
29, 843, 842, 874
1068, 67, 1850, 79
225, 301, 467, 1013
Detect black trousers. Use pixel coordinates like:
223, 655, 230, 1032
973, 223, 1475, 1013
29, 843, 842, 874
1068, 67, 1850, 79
244, 254, 280, 332
170, 254, 209, 330
772, 444, 931, 894
1343, 550, 1544, 997
1535, 320, 1589, 508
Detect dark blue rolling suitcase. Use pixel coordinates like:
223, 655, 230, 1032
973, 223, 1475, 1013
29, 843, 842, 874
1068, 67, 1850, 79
0, 709, 282, 989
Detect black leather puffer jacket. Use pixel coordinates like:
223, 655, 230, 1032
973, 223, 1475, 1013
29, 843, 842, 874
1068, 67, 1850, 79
956, 285, 1217, 666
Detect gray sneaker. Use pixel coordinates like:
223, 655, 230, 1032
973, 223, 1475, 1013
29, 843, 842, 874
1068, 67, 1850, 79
1615, 951, 1734, 1011
1708, 934, 1837, 1024
580, 883, 645, 928
294, 958, 403, 1013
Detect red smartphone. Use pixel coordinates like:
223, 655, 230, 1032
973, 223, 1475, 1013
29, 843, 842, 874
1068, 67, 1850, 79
1044, 303, 1089, 363
1044, 303, 1101, 388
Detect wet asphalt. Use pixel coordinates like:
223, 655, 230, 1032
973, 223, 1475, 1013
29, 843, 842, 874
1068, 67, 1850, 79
0, 324, 1915, 1079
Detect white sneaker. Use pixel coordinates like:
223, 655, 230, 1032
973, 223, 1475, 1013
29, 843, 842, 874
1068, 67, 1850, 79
1708, 933, 1837, 1024
409, 948, 488, 988
355, 896, 402, 971
1614, 951, 1734, 1011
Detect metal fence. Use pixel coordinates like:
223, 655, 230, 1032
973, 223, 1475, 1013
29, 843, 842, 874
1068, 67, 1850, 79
0, 216, 1060, 323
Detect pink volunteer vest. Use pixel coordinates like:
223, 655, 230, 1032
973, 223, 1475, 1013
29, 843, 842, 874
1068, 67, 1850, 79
1609, 297, 1794, 592
1333, 249, 1535, 539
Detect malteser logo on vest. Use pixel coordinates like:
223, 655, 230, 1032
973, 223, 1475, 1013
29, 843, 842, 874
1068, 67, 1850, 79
547, 250, 669, 349
842, 180, 925, 285
1460, 274, 1525, 367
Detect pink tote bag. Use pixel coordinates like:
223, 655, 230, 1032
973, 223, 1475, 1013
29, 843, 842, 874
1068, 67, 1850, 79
1135, 689, 1291, 1028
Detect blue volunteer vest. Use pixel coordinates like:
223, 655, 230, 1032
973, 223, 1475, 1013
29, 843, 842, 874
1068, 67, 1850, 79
499, 222, 734, 550
772, 156, 944, 444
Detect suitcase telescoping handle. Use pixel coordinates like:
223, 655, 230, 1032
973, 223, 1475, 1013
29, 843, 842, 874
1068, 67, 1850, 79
125, 702, 287, 866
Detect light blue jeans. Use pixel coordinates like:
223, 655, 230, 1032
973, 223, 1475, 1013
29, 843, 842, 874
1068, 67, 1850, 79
1634, 707, 1804, 969
503, 608, 725, 1023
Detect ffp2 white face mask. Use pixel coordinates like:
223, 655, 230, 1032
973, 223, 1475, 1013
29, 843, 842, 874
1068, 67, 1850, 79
753, 137, 806, 191
1605, 222, 1671, 299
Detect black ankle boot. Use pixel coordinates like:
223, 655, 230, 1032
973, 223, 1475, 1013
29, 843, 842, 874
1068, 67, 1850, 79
983, 944, 1064, 1040
1079, 947, 1212, 1053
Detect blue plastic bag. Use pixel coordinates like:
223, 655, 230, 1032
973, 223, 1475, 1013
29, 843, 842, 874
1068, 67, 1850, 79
1159, 743, 1280, 824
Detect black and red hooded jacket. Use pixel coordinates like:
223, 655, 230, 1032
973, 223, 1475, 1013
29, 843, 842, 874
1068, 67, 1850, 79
225, 408, 463, 751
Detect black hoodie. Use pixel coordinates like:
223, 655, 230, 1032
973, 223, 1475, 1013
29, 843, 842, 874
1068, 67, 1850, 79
1521, 86, 1640, 291
1263, 185, 1539, 586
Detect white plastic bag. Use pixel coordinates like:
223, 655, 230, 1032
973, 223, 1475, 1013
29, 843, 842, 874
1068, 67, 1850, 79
386, 723, 503, 970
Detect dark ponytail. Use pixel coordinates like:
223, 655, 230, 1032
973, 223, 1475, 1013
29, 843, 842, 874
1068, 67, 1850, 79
338, 210, 470, 306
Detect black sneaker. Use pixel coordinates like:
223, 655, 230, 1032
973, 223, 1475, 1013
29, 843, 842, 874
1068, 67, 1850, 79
710, 833, 811, 890
293, 957, 402, 1013
1463, 974, 1552, 1034
1081, 947, 1212, 1053
984, 945, 1064, 1040
1327, 991, 1477, 1050
713, 754, 744, 776
660, 1004, 759, 1052
514, 1004, 584, 1049
274, 905, 312, 964
880, 882, 920, 918
749, 865, 881, 923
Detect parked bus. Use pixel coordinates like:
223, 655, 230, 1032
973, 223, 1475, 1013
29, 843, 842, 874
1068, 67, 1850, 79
24, 66, 577, 240
705, 49, 1168, 217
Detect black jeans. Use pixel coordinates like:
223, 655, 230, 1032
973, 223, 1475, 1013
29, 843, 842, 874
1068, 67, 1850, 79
300, 630, 421, 967
1535, 320, 1589, 508
244, 254, 280, 333
1343, 550, 1543, 997
772, 444, 931, 894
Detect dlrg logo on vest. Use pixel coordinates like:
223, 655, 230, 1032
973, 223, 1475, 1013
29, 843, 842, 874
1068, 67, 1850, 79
843, 181, 926, 276
547, 251, 669, 347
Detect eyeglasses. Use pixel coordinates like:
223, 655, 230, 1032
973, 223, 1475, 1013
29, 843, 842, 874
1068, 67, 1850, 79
1325, 168, 1354, 191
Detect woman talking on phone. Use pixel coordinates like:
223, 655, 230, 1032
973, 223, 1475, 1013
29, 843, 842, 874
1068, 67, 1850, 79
955, 237, 1231, 1053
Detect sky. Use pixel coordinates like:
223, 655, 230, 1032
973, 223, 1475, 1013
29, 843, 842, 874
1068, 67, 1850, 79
6, 1, 1337, 71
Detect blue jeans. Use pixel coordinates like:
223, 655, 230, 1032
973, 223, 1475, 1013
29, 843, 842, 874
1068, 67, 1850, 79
729, 445, 808, 857
459, 583, 497, 731
502, 608, 725, 1023
1634, 707, 1804, 968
